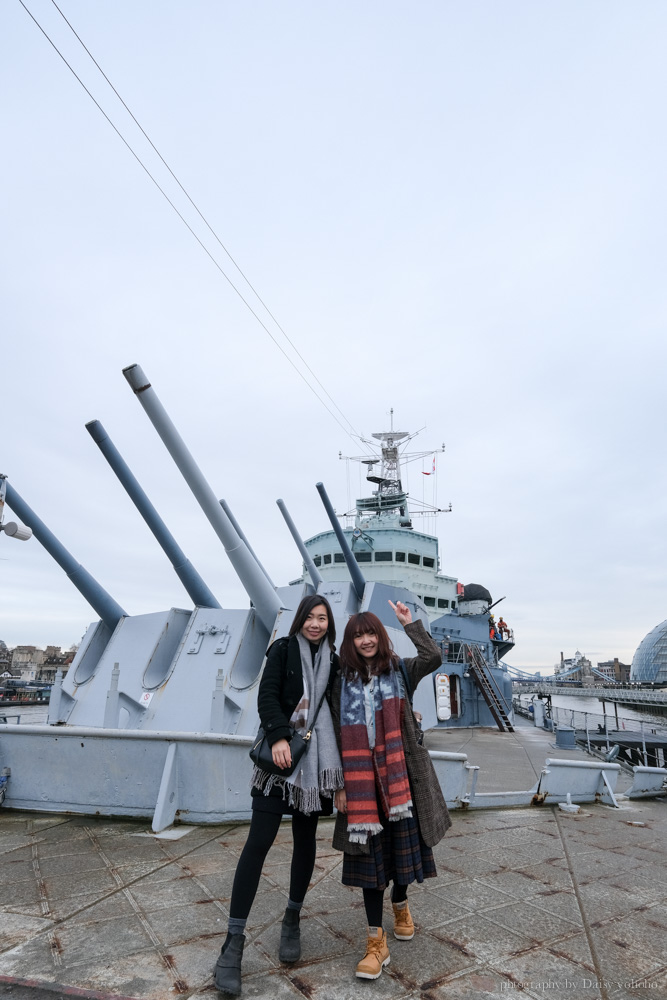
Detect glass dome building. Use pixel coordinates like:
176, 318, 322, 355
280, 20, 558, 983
631, 619, 667, 683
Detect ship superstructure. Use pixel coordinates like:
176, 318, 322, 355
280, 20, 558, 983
296, 423, 459, 615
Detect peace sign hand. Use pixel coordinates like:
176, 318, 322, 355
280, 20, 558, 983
389, 599, 412, 626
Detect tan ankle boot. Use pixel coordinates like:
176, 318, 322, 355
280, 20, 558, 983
355, 928, 390, 979
392, 901, 415, 940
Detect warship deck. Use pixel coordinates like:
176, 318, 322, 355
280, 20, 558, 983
1, 720, 666, 1000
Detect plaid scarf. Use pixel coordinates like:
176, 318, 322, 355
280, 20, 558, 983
340, 666, 413, 844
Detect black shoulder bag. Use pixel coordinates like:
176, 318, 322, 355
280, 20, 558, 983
249, 687, 328, 777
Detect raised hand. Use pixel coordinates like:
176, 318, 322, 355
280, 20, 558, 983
389, 599, 412, 626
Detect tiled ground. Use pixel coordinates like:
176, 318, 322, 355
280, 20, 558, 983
0, 797, 666, 1000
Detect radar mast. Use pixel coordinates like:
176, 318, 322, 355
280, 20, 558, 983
340, 410, 447, 524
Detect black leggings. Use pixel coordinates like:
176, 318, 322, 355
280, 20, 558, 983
229, 809, 320, 920
363, 883, 408, 927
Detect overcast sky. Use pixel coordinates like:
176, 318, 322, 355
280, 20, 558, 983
2, 1, 667, 671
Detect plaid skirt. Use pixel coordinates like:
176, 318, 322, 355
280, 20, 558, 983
342, 813, 436, 890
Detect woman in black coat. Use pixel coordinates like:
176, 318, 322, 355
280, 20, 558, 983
215, 594, 343, 995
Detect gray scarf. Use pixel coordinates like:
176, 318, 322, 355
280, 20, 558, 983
252, 633, 343, 814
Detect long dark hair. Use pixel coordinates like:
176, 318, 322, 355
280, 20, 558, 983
288, 594, 336, 647
340, 611, 398, 682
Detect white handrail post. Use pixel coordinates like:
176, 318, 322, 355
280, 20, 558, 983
641, 721, 648, 767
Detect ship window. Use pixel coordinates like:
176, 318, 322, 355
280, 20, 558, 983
375, 551, 392, 562
334, 553, 345, 563
408, 553, 420, 565
323, 554, 332, 564
313, 556, 321, 567
423, 557, 435, 568
438, 599, 449, 609
424, 596, 436, 607
395, 551, 406, 562
355, 551, 372, 563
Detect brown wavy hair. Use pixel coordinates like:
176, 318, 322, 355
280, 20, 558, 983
340, 611, 399, 682
288, 594, 336, 648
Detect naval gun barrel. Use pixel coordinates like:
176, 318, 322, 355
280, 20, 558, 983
276, 499, 323, 588
86, 419, 221, 610
122, 364, 281, 634
315, 481, 365, 602
2, 479, 127, 631
219, 499, 274, 588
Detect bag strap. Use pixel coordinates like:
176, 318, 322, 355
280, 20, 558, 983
397, 658, 413, 705
304, 687, 329, 741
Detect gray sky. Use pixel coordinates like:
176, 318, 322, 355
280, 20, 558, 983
2, 1, 667, 671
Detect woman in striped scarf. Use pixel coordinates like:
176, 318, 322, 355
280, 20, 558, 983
332, 600, 450, 980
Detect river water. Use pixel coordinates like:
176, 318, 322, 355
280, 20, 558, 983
2, 705, 48, 725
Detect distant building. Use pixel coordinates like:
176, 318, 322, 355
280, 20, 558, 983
597, 658, 631, 683
11, 645, 45, 682
632, 620, 667, 684
0, 640, 11, 673
39, 646, 75, 684
555, 650, 593, 682
6, 644, 75, 684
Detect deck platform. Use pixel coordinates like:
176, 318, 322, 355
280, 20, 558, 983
0, 721, 665, 1000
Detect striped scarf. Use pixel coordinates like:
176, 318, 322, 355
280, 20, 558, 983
340, 666, 413, 844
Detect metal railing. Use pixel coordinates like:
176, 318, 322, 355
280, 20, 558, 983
548, 704, 667, 769
533, 683, 667, 705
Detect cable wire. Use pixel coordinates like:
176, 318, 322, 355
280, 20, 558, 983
47, 0, 363, 443
18, 0, 369, 449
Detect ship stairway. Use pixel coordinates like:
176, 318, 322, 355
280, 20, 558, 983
466, 644, 515, 733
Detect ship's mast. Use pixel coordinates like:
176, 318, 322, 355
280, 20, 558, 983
341, 418, 447, 523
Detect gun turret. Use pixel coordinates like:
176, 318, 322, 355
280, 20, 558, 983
1, 478, 127, 632
315, 481, 366, 602
122, 364, 282, 634
85, 419, 221, 610
276, 499, 323, 588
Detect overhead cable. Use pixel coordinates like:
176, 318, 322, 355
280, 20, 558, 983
18, 0, 369, 451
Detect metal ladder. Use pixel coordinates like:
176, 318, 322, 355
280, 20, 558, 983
466, 644, 514, 732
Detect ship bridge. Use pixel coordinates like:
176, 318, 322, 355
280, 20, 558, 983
302, 524, 459, 618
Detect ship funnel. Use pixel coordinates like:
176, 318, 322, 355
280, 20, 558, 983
219, 500, 274, 589
1, 478, 127, 632
315, 481, 365, 602
86, 419, 222, 610
276, 499, 323, 588
122, 364, 281, 634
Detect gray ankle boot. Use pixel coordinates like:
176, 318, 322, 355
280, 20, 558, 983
215, 932, 245, 994
279, 907, 301, 962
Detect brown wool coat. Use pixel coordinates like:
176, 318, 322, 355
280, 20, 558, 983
331, 618, 452, 854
